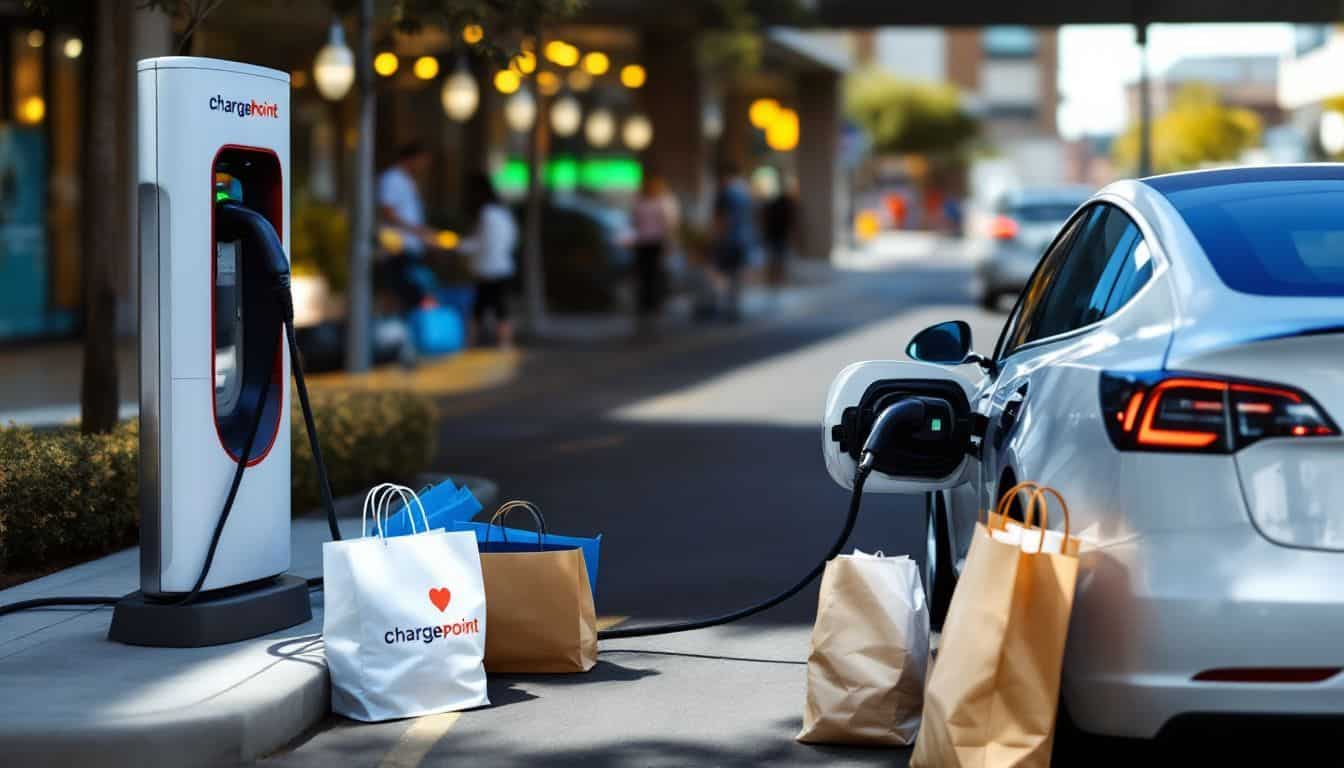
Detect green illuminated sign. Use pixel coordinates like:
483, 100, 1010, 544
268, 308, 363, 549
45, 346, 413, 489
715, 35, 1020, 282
930, 418, 943, 432
493, 155, 643, 193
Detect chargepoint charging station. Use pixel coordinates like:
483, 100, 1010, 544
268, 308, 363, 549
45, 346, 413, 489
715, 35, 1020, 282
108, 57, 311, 647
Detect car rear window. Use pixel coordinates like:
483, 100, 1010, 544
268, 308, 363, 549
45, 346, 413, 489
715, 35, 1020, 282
1156, 178, 1344, 297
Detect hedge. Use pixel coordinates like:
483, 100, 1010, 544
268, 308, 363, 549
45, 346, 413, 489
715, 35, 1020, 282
0, 388, 438, 575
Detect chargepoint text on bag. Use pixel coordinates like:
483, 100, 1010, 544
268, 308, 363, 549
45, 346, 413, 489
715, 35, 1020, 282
384, 618, 482, 645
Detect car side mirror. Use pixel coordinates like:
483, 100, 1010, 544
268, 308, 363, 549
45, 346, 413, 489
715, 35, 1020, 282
907, 321, 995, 373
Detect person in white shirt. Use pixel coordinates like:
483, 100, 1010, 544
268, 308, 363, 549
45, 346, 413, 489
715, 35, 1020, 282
630, 173, 679, 334
375, 141, 438, 310
377, 141, 436, 254
457, 172, 518, 347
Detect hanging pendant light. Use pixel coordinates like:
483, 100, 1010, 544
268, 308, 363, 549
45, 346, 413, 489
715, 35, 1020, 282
312, 22, 355, 101
505, 89, 537, 133
550, 94, 582, 137
585, 107, 616, 148
441, 65, 479, 121
622, 113, 653, 151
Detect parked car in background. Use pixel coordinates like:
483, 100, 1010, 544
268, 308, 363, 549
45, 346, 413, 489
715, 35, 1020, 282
514, 196, 633, 313
975, 186, 1091, 310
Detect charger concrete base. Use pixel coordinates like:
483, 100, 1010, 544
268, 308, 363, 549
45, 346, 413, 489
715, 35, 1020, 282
108, 575, 312, 647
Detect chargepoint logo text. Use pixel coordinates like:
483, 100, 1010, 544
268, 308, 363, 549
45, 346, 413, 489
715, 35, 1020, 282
384, 619, 481, 645
208, 94, 280, 119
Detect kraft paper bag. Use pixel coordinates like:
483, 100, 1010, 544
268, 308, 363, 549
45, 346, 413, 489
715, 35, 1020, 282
911, 483, 1081, 768
324, 484, 489, 722
797, 550, 929, 746
478, 501, 598, 674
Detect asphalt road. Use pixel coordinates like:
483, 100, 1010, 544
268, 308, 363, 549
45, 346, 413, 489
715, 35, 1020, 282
267, 252, 1003, 767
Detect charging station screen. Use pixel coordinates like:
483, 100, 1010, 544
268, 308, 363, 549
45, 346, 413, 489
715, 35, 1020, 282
214, 172, 244, 417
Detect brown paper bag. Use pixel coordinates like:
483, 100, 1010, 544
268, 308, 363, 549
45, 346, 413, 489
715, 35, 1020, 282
478, 501, 598, 674
911, 483, 1080, 768
797, 551, 929, 746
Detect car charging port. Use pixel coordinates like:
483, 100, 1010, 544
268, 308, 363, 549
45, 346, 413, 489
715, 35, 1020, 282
831, 378, 975, 479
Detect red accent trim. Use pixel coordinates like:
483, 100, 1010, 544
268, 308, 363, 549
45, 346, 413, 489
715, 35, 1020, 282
1136, 378, 1224, 448
210, 144, 284, 467
1231, 382, 1302, 403
1121, 391, 1144, 432
1194, 668, 1340, 684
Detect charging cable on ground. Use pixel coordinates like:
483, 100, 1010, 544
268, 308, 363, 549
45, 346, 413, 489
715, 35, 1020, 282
598, 397, 930, 640
0, 201, 340, 619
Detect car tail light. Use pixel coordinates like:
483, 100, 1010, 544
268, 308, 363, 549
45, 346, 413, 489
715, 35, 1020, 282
1100, 371, 1339, 453
988, 215, 1019, 241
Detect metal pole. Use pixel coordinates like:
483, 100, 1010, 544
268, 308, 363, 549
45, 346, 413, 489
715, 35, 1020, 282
520, 29, 549, 337
1136, 21, 1152, 177
345, 1, 375, 372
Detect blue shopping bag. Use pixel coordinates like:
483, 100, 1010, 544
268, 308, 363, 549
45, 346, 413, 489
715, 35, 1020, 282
455, 507, 602, 600
409, 304, 464, 355
371, 478, 482, 538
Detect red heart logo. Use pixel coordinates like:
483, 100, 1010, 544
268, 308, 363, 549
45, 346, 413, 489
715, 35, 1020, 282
428, 587, 451, 612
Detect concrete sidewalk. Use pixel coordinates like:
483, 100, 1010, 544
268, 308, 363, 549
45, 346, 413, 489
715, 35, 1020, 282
0, 478, 497, 768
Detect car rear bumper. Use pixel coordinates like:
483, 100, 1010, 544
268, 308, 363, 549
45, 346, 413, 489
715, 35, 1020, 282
1063, 526, 1344, 739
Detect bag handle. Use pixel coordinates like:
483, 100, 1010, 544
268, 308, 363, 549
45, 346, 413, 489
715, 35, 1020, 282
983, 480, 1041, 527
362, 483, 431, 540
362, 482, 401, 540
379, 484, 431, 536
487, 500, 548, 551
1026, 486, 1072, 543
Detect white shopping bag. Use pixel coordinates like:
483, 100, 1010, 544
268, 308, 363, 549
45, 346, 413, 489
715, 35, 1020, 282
323, 484, 489, 722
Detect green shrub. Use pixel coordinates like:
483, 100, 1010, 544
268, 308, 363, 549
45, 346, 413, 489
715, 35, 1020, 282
291, 388, 439, 514
0, 421, 139, 572
0, 390, 438, 576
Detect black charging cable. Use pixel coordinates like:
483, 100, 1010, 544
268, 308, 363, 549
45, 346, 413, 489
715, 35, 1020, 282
598, 398, 926, 639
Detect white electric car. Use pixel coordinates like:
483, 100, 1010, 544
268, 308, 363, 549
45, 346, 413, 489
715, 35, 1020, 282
824, 165, 1344, 740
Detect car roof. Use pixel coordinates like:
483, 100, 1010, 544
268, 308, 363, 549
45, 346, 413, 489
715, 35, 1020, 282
1141, 163, 1344, 195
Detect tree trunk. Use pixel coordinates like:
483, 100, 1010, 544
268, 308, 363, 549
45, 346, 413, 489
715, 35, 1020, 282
345, 1, 375, 372
520, 30, 548, 336
80, 0, 128, 434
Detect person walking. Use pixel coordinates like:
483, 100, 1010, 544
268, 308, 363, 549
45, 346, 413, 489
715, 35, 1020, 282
711, 161, 755, 321
762, 175, 799, 290
630, 173, 678, 335
375, 140, 438, 311
457, 172, 519, 347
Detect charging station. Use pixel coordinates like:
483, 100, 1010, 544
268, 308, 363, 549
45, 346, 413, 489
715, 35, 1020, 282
109, 57, 310, 647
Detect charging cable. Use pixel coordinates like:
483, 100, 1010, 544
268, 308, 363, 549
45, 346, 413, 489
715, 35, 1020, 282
598, 398, 927, 639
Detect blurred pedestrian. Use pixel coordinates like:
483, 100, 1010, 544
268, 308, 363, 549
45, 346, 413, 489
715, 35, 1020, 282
630, 173, 678, 335
375, 140, 438, 311
458, 172, 519, 348
762, 175, 799, 289
711, 160, 756, 321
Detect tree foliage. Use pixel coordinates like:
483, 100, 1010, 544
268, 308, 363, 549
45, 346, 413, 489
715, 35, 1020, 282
1112, 83, 1262, 174
844, 68, 978, 156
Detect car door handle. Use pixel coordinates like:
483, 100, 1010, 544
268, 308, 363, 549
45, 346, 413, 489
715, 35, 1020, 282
999, 383, 1029, 433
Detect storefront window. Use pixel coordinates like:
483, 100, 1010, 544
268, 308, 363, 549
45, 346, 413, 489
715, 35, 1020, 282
0, 24, 83, 341
983, 26, 1037, 58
